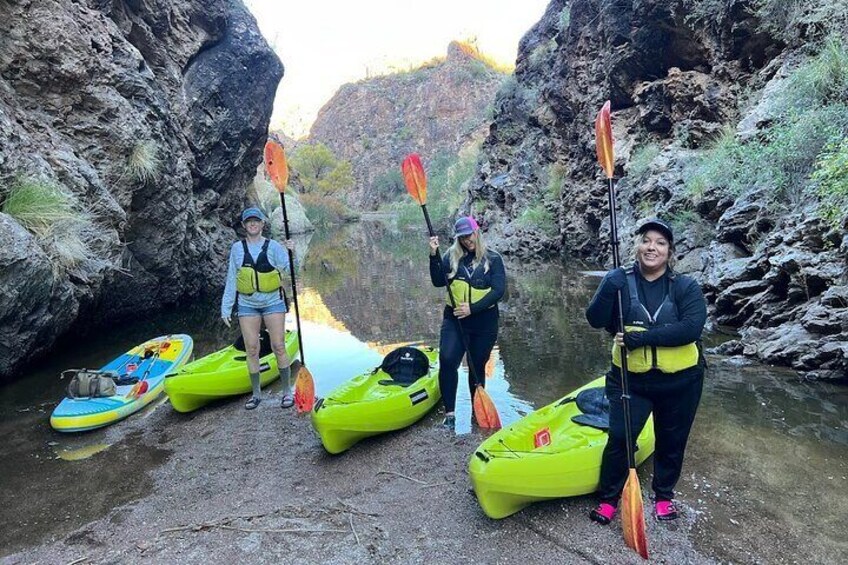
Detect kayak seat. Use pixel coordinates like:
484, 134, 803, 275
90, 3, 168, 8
570, 387, 610, 430
377, 346, 430, 386
232, 331, 273, 358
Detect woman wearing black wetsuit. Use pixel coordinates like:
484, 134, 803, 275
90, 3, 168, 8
585, 219, 707, 524
429, 216, 506, 430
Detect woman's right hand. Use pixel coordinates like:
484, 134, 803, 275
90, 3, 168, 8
222, 316, 231, 328
428, 236, 439, 256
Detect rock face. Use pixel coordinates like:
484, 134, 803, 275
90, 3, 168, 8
471, 0, 847, 379
309, 41, 506, 209
0, 0, 282, 380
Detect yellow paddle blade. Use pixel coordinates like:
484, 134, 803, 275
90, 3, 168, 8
401, 153, 427, 205
293, 363, 315, 413
621, 468, 649, 560
472, 385, 501, 430
595, 100, 615, 179
264, 139, 289, 193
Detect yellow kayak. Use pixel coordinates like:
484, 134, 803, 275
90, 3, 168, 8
50, 334, 193, 432
468, 376, 656, 519
311, 346, 440, 454
164, 330, 299, 413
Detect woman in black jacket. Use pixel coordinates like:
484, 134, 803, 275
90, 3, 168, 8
585, 219, 707, 523
429, 216, 506, 429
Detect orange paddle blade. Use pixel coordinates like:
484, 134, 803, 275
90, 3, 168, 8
401, 153, 427, 205
264, 139, 289, 193
621, 468, 649, 560
595, 100, 615, 179
293, 364, 315, 413
472, 385, 501, 430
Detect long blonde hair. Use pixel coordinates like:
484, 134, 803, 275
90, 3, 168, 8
447, 230, 489, 278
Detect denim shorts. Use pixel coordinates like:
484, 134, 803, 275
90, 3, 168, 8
237, 301, 288, 317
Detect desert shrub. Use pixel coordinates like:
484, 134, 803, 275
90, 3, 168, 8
1, 176, 93, 269
128, 141, 161, 183
290, 143, 354, 195
628, 143, 661, 178
812, 137, 848, 227
686, 40, 848, 208
299, 193, 358, 227
516, 202, 558, 236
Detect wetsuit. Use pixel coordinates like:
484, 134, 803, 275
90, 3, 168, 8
430, 249, 506, 413
586, 264, 706, 503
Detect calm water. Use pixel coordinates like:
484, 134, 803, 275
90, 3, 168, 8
1, 220, 847, 559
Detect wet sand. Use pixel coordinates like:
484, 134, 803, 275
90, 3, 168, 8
5, 381, 841, 565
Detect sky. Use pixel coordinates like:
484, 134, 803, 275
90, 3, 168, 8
243, 0, 549, 139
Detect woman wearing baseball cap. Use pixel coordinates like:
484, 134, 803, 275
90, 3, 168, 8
428, 216, 506, 429
221, 207, 296, 410
585, 218, 707, 523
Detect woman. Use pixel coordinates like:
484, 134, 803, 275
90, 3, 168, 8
429, 216, 506, 429
221, 207, 296, 410
585, 219, 706, 523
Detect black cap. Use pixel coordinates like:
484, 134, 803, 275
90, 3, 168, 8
637, 219, 673, 244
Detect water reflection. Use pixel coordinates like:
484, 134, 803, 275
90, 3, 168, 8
1, 220, 847, 561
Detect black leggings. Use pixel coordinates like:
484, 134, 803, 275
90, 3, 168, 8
438, 317, 497, 414
598, 366, 704, 503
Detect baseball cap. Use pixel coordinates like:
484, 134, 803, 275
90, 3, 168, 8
454, 216, 479, 237
241, 207, 267, 222
637, 218, 673, 244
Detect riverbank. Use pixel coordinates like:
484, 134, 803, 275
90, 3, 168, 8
5, 362, 845, 565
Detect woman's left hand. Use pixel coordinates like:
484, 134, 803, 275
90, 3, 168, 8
614, 332, 625, 348
454, 303, 471, 319
284, 239, 295, 251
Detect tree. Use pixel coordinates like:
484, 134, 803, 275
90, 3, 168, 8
290, 142, 354, 195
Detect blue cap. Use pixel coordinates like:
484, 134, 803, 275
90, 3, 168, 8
241, 207, 267, 222
454, 216, 479, 237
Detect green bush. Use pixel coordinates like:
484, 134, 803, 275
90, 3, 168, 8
290, 142, 354, 195
812, 137, 848, 227
545, 163, 567, 200
299, 193, 358, 227
2, 177, 77, 237
628, 143, 661, 178
1, 176, 92, 269
516, 202, 557, 236
128, 141, 161, 183
686, 40, 848, 208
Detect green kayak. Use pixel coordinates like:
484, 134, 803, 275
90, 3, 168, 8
469, 376, 656, 519
311, 346, 441, 454
165, 330, 299, 413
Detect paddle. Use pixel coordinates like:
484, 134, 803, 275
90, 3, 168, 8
263, 138, 315, 413
401, 153, 501, 430
595, 100, 648, 559
126, 338, 170, 399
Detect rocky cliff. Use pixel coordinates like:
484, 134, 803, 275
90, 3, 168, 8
309, 41, 506, 209
470, 0, 848, 379
0, 0, 282, 380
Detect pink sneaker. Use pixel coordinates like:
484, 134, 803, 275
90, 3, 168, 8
589, 502, 617, 525
655, 500, 678, 521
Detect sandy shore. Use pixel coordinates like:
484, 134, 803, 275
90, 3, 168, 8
2, 387, 828, 564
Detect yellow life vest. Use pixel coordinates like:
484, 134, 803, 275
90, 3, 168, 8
447, 279, 492, 307
235, 239, 283, 295
611, 326, 700, 374
611, 267, 700, 374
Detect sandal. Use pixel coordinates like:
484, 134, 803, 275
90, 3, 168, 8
280, 393, 294, 409
245, 397, 261, 410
